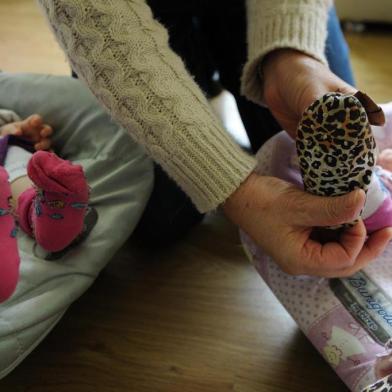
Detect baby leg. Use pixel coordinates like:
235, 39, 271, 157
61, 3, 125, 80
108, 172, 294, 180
17, 151, 89, 252
0, 144, 33, 303
0, 167, 19, 303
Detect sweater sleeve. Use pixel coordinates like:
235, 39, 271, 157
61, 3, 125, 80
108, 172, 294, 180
36, 0, 257, 213
242, 0, 332, 106
0, 109, 21, 127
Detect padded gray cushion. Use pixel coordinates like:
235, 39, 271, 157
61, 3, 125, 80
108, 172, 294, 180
0, 73, 153, 379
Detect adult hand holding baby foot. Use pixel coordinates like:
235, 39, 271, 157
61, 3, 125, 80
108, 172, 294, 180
0, 114, 53, 151
224, 174, 392, 277
224, 49, 392, 278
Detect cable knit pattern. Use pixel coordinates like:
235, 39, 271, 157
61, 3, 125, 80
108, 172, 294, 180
36, 0, 257, 212
36, 0, 331, 211
242, 0, 332, 105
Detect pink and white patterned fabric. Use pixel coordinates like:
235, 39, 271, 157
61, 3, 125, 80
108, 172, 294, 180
241, 132, 392, 392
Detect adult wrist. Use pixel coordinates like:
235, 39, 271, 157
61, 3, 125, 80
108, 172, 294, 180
223, 172, 272, 225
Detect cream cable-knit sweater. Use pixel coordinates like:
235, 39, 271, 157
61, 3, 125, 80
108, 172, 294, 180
37, 0, 331, 212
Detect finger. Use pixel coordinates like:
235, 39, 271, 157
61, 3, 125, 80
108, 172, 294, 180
334, 227, 392, 277
20, 114, 43, 139
27, 114, 43, 128
356, 227, 392, 265
323, 220, 367, 263
40, 125, 53, 138
293, 189, 365, 227
298, 72, 356, 110
332, 80, 356, 97
34, 138, 52, 151
300, 221, 366, 275
354, 90, 385, 126
323, 220, 367, 265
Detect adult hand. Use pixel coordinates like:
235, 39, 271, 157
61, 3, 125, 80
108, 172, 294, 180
223, 173, 392, 278
262, 49, 385, 138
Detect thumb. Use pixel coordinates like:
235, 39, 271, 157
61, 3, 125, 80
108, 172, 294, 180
295, 189, 366, 227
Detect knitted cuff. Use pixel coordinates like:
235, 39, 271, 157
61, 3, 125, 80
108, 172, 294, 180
37, 0, 257, 213
241, 0, 330, 106
163, 127, 258, 213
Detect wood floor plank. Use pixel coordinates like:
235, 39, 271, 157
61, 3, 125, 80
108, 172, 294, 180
0, 1, 391, 391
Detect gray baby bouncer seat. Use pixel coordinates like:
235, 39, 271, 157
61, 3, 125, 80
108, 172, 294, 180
0, 73, 153, 378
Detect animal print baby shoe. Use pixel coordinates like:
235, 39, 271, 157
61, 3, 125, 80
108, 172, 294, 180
296, 92, 376, 229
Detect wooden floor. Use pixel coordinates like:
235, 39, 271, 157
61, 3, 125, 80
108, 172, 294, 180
0, 1, 391, 391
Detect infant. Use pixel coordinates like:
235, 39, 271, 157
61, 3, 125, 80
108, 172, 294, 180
0, 110, 89, 303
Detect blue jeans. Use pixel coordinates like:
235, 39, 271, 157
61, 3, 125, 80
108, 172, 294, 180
326, 7, 355, 86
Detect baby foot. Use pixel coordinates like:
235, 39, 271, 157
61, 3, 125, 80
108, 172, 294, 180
0, 114, 53, 151
18, 151, 89, 252
296, 92, 376, 230
0, 167, 20, 302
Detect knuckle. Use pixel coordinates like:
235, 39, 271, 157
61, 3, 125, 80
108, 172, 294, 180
341, 260, 359, 277
344, 204, 359, 222
340, 257, 356, 271
324, 199, 341, 221
279, 189, 309, 223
